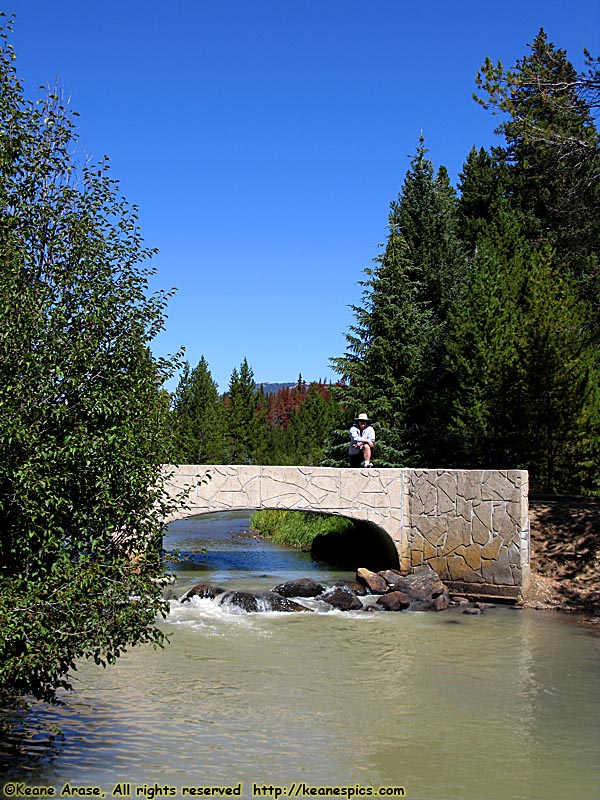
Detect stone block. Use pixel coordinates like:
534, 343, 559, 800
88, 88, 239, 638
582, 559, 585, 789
492, 547, 515, 585
214, 491, 252, 509
437, 486, 456, 514
458, 471, 483, 501
480, 559, 495, 583
423, 539, 438, 561
481, 534, 503, 560
414, 516, 448, 546
510, 562, 522, 583
339, 473, 379, 504
482, 470, 521, 503
360, 491, 395, 510
456, 543, 483, 572
447, 556, 484, 583
456, 495, 473, 521
446, 517, 469, 553
436, 472, 457, 513
311, 476, 340, 494
427, 556, 450, 580
379, 475, 404, 509
472, 513, 491, 546
412, 479, 437, 515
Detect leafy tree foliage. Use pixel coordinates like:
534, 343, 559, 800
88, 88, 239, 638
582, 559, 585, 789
0, 16, 179, 703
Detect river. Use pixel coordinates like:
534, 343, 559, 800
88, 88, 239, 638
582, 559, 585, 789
1, 512, 599, 800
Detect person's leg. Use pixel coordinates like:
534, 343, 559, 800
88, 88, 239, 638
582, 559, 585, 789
362, 443, 372, 465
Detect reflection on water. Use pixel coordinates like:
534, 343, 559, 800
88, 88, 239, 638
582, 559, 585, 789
1, 512, 599, 800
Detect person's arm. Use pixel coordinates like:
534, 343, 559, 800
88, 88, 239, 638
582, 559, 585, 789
363, 426, 375, 444
349, 426, 364, 447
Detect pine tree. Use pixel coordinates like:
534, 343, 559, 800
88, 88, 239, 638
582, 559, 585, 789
446, 203, 600, 491
517, 250, 600, 492
171, 357, 225, 463
330, 138, 468, 465
475, 29, 600, 307
224, 358, 263, 464
285, 384, 342, 466
457, 146, 507, 251
445, 204, 531, 468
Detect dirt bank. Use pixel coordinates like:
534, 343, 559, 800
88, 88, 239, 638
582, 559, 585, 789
520, 496, 600, 617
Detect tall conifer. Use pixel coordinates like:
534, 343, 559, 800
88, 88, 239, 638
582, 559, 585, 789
171, 357, 225, 464
225, 358, 263, 464
475, 29, 600, 310
446, 204, 600, 491
330, 139, 467, 465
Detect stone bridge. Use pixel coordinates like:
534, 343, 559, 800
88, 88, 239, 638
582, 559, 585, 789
164, 465, 530, 601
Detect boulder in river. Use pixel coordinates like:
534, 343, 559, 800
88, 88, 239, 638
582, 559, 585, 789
356, 567, 388, 594
319, 587, 364, 611
333, 579, 369, 596
272, 577, 326, 598
180, 583, 227, 603
219, 590, 311, 613
376, 591, 411, 611
376, 565, 450, 611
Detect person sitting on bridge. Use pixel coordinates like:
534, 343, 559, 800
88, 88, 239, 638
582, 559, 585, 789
349, 413, 375, 468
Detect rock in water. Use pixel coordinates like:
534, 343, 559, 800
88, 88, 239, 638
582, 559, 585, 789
377, 565, 450, 611
378, 570, 406, 591
180, 583, 227, 603
356, 567, 388, 594
272, 577, 326, 597
333, 580, 369, 596
219, 590, 310, 613
219, 590, 261, 612
376, 591, 411, 611
319, 587, 364, 611
263, 592, 312, 612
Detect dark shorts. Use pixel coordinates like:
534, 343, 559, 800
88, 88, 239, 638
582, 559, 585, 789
349, 452, 363, 468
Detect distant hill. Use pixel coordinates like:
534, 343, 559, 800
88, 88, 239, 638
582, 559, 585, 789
257, 382, 296, 395
257, 380, 337, 395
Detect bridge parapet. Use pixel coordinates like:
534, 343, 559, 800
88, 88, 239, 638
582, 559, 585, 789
163, 465, 529, 601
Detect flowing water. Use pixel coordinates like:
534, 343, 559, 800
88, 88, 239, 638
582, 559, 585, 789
1, 512, 599, 800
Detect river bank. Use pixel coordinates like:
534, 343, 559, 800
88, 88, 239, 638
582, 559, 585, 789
521, 496, 600, 618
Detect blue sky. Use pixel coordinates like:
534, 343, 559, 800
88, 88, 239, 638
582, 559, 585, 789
6, 1, 599, 392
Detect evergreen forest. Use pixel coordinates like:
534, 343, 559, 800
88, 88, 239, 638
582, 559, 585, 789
172, 29, 600, 495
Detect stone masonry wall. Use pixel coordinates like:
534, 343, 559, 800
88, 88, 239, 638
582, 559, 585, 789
405, 469, 530, 599
163, 465, 529, 600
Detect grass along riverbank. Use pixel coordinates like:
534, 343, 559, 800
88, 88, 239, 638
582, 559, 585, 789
250, 509, 353, 550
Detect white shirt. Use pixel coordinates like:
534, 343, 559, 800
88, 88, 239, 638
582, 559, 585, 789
349, 424, 375, 456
